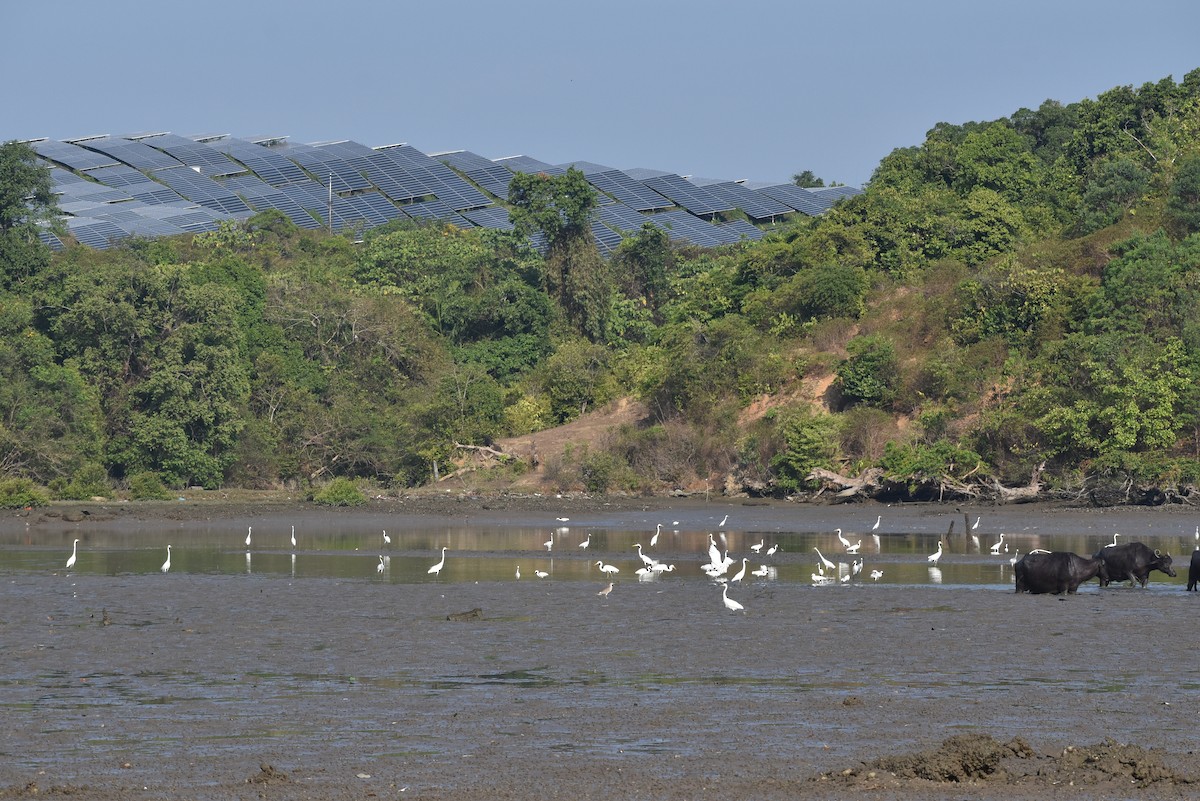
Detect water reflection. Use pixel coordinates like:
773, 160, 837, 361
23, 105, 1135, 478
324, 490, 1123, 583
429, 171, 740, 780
5, 511, 1195, 590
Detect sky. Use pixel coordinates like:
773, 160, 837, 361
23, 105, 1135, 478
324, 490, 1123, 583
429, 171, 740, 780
2, 0, 1198, 188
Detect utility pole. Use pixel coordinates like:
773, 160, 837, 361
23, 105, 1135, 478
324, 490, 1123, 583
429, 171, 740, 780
327, 171, 333, 234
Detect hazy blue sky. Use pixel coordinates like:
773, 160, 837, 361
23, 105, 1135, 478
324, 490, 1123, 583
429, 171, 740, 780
2, 0, 1197, 187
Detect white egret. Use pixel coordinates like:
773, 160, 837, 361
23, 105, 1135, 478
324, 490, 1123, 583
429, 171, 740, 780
290, 525, 297, 550
633, 543, 655, 567
1009, 550, 1022, 567
840, 573, 851, 584
750, 538, 765, 553
245, 527, 252, 548
428, 546, 447, 577
596, 561, 620, 577
377, 555, 386, 574
852, 557, 863, 576
721, 583, 744, 613
730, 557, 749, 583
836, 528, 852, 550
650, 562, 675, 573
534, 569, 549, 579
636, 566, 655, 579
871, 515, 882, 531
870, 569, 884, 582
160, 545, 172, 573
578, 533, 591, 549
813, 547, 836, 572
706, 534, 723, 570
556, 517, 570, 523
1105, 532, 1119, 548
597, 582, 614, 598
990, 533, 1005, 555
719, 514, 728, 527
382, 530, 391, 545
65, 539, 79, 570
845, 539, 862, 554
928, 540, 943, 565
751, 564, 769, 578
766, 543, 780, 556
544, 536, 553, 551
812, 570, 835, 584
515, 565, 521, 580
650, 523, 661, 547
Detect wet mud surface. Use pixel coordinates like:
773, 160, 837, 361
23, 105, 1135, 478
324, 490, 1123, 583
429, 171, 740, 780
4, 497, 1200, 799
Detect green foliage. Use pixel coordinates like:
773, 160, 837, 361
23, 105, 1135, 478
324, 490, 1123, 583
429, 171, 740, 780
0, 141, 60, 290
836, 334, 899, 408
0, 476, 49, 508
54, 463, 111, 500
1167, 155, 1200, 235
742, 262, 868, 328
128, 471, 171, 500
1078, 158, 1151, 234
311, 477, 367, 506
768, 409, 840, 491
533, 339, 614, 424
949, 258, 1066, 349
878, 440, 987, 487
792, 170, 825, 188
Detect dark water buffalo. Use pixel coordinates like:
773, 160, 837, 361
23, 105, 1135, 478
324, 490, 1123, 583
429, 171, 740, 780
1014, 551, 1108, 594
1188, 550, 1200, 591
1094, 542, 1176, 588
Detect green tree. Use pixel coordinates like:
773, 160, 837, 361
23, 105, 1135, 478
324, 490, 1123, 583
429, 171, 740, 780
509, 168, 611, 340
1167, 155, 1200, 236
792, 170, 825, 188
836, 334, 899, 409
1078, 157, 1151, 234
0, 141, 61, 290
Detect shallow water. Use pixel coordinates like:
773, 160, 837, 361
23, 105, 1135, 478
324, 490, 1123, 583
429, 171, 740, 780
6, 503, 1194, 589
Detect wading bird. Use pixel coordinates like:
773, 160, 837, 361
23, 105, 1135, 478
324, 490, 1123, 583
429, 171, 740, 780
650, 523, 662, 547
766, 543, 780, 556
722, 583, 744, 613
245, 527, 252, 548
534, 569, 549, 579
597, 561, 620, 577
750, 538, 765, 553
813, 547, 836, 572
597, 582, 614, 598
751, 564, 769, 578
990, 533, 1005, 555
578, 533, 591, 549
1105, 532, 1120, 548
928, 540, 943, 565
65, 539, 79, 570
870, 569, 883, 582
515, 565, 521, 580
382, 530, 391, 546
290, 525, 297, 550
730, 557, 749, 583
428, 546, 447, 577
161, 545, 172, 574
377, 555, 386, 574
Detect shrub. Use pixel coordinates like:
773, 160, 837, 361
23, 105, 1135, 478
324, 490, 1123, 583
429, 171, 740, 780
55, 463, 111, 500
0, 477, 50, 508
128, 471, 172, 501
312, 477, 367, 506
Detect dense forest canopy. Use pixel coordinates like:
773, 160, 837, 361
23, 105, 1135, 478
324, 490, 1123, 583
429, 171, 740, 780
3, 68, 1200, 506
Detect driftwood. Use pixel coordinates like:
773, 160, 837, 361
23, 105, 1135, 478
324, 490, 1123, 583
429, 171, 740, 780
806, 467, 885, 502
453, 442, 515, 462
991, 462, 1045, 504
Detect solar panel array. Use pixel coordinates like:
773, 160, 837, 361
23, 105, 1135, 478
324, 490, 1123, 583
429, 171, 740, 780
27, 131, 859, 252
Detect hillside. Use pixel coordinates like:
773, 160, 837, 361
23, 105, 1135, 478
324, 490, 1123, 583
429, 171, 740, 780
3, 68, 1200, 507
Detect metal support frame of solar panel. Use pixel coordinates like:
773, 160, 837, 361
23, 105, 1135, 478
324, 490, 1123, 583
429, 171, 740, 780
140, 133, 245, 177
38, 229, 66, 251
649, 210, 739, 248
700, 181, 793, 221
285, 148, 372, 193
587, 170, 672, 212
461, 206, 514, 230
640, 174, 733, 217
33, 140, 120, 171
755, 184, 827, 216
79, 137, 183, 171
206, 138, 309, 186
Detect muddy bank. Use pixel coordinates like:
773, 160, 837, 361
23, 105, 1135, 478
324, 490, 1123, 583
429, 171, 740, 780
4, 532, 1200, 800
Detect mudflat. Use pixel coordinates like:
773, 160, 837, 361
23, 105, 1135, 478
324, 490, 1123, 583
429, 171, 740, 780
4, 495, 1200, 800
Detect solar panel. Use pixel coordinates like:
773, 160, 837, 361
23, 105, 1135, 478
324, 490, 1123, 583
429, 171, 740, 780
755, 184, 827, 216
38, 228, 66, 251
720, 219, 765, 241
125, 181, 186, 205
402, 199, 470, 226
699, 181, 793, 221
284, 147, 372, 192
239, 190, 323, 229
34, 139, 120, 171
598, 203, 652, 233
464, 164, 515, 199
641, 174, 733, 217
591, 219, 623, 255
587, 170, 672, 212
78, 136, 182, 171
207, 138, 310, 186
436, 150, 496, 171
66, 217, 129, 249
649, 210, 740, 248
140, 133, 244, 177
88, 164, 152, 188
494, 155, 560, 174
461, 206, 514, 230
